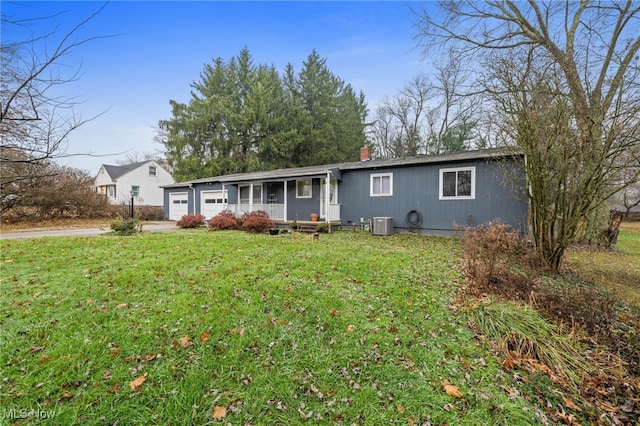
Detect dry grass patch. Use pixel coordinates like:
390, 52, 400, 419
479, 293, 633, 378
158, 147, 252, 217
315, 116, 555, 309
0, 218, 113, 233
565, 222, 640, 308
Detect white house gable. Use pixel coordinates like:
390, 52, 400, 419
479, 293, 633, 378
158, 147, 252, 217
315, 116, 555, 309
94, 161, 174, 206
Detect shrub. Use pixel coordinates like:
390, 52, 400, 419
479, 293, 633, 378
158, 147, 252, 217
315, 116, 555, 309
209, 210, 239, 231
176, 214, 205, 228
134, 206, 164, 221
460, 221, 544, 298
110, 216, 141, 235
315, 222, 330, 233
241, 210, 274, 233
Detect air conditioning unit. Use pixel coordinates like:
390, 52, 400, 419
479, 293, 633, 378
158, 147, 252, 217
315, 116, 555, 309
372, 217, 394, 236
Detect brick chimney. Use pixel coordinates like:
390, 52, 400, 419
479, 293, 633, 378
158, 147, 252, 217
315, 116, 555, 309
360, 146, 371, 161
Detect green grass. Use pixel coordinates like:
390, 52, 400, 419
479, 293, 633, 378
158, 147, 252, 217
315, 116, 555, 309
1, 231, 547, 425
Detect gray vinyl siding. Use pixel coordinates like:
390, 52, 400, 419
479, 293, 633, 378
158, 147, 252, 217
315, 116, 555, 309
339, 159, 527, 235
286, 179, 322, 221
163, 188, 194, 218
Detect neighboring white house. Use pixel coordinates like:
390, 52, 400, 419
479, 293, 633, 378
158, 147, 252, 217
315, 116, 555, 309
94, 160, 174, 206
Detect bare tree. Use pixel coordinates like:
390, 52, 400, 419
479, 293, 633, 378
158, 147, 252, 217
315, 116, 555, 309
371, 74, 433, 158
369, 51, 482, 158
1, 3, 112, 212
414, 1, 640, 270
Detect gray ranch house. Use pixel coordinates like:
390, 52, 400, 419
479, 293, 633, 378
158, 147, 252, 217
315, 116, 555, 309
162, 147, 528, 235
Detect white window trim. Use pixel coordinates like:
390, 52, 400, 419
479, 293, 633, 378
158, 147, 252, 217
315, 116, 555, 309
239, 184, 263, 205
296, 179, 312, 199
370, 173, 393, 197
439, 166, 476, 200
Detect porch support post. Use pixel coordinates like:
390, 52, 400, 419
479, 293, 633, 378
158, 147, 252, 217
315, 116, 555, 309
249, 183, 253, 212
283, 180, 288, 222
325, 171, 330, 224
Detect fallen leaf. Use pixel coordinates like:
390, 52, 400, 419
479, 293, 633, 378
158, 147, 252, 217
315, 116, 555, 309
107, 382, 121, 393
346, 324, 356, 332
329, 308, 338, 316
29, 346, 45, 354
200, 331, 211, 342
503, 357, 518, 369
212, 405, 227, 420
396, 403, 405, 413
178, 336, 192, 348
116, 303, 129, 310
103, 370, 113, 379
108, 347, 121, 359
86, 299, 95, 305
562, 396, 583, 412
442, 380, 463, 398
129, 373, 147, 390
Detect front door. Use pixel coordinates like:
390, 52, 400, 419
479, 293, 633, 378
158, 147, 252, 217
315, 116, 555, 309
320, 178, 338, 219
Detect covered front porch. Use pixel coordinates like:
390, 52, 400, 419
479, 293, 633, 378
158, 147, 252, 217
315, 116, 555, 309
224, 203, 341, 222
222, 170, 341, 223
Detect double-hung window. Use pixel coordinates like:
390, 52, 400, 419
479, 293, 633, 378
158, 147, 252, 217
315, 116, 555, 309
439, 167, 475, 199
370, 173, 393, 197
296, 179, 312, 198
239, 184, 262, 205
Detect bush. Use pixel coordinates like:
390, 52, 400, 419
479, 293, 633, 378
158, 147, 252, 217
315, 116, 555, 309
209, 210, 240, 231
241, 210, 274, 233
460, 221, 544, 298
110, 216, 141, 235
176, 214, 205, 228
134, 206, 164, 221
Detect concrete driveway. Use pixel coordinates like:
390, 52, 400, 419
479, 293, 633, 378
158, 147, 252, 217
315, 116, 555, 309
0, 221, 179, 240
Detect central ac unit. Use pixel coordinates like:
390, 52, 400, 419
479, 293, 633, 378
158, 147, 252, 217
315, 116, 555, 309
372, 217, 394, 235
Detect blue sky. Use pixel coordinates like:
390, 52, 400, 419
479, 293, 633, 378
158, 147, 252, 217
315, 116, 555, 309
3, 1, 433, 174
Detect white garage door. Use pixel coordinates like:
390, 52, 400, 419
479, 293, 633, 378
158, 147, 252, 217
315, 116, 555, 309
169, 192, 188, 220
201, 190, 228, 218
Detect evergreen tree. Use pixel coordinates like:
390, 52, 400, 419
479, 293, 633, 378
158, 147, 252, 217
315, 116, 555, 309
159, 48, 368, 180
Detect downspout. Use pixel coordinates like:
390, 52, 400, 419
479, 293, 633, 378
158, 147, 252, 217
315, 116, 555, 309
189, 184, 196, 215
222, 183, 227, 214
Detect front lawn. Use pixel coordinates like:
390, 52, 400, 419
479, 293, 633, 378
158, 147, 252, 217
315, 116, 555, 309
1, 231, 546, 424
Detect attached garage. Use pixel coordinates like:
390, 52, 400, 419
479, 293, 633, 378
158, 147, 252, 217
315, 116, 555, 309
169, 192, 188, 220
201, 190, 228, 218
